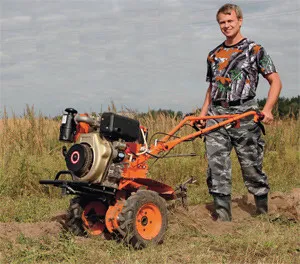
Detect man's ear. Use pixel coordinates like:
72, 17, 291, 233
239, 18, 243, 27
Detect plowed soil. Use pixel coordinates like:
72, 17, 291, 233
170, 188, 300, 236
0, 189, 299, 242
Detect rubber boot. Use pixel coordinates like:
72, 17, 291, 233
213, 194, 232, 221
254, 194, 268, 215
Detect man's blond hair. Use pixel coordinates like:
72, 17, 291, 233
216, 3, 243, 22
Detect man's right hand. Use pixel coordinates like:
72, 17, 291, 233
192, 119, 206, 130
196, 120, 206, 129
198, 119, 207, 128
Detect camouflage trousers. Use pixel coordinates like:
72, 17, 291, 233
205, 99, 270, 196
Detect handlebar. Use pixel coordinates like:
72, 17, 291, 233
253, 112, 264, 122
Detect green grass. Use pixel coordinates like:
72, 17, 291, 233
0, 213, 299, 263
0, 196, 69, 223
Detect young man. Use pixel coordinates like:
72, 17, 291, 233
199, 4, 282, 221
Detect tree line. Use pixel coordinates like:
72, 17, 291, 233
138, 96, 299, 119
257, 96, 299, 119
52, 96, 299, 120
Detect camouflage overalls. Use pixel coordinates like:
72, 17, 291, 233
206, 38, 277, 197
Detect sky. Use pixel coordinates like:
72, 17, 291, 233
0, 0, 299, 117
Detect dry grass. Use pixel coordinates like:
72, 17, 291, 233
0, 106, 299, 197
0, 106, 65, 196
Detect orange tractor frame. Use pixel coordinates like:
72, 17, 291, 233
40, 110, 263, 248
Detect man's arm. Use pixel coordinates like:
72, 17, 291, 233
261, 72, 282, 124
200, 84, 212, 116
198, 84, 212, 127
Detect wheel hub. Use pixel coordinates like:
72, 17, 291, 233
136, 203, 162, 240
141, 216, 148, 226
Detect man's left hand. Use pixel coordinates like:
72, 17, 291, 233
261, 110, 274, 125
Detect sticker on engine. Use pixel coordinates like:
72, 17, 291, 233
62, 115, 67, 124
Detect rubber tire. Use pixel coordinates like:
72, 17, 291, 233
65, 196, 87, 236
118, 190, 168, 249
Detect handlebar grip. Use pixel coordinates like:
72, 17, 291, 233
257, 112, 265, 121
254, 112, 264, 122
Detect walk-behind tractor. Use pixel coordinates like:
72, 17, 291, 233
40, 108, 264, 248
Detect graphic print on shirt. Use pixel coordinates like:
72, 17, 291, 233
206, 38, 276, 102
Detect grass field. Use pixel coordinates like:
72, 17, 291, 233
0, 106, 299, 263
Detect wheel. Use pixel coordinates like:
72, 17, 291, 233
65, 196, 107, 236
118, 190, 168, 248
65, 197, 86, 236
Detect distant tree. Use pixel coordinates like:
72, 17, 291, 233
50, 96, 299, 120
257, 96, 299, 119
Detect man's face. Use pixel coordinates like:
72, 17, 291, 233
217, 10, 242, 39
